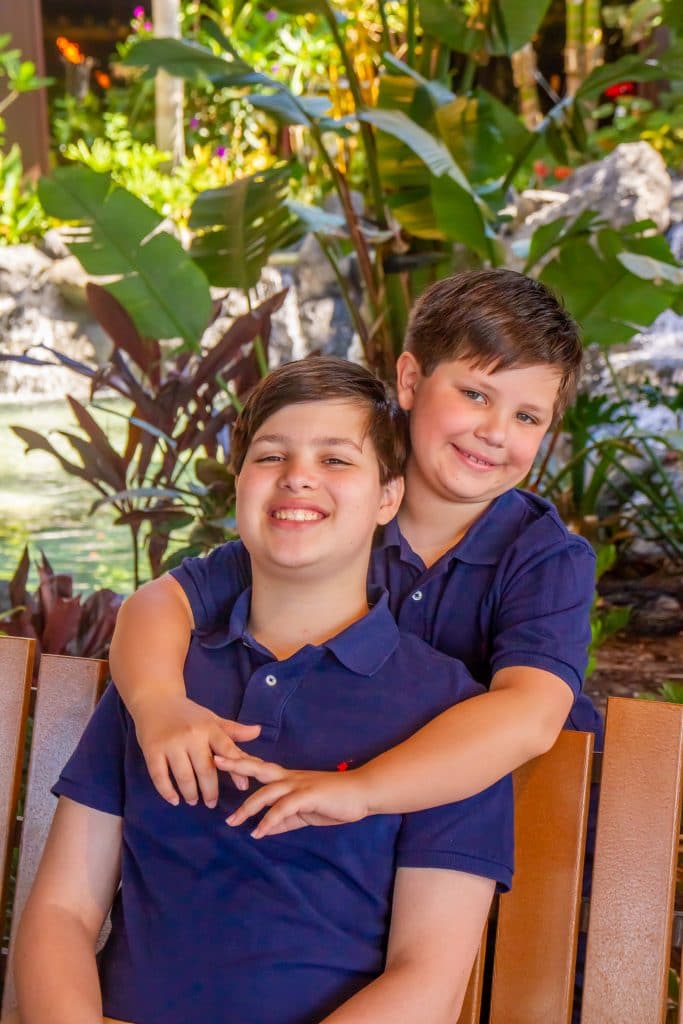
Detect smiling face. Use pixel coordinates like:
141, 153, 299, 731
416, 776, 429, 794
396, 352, 561, 512
236, 399, 403, 583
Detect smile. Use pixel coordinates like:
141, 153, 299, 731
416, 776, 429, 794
271, 509, 325, 522
453, 445, 499, 469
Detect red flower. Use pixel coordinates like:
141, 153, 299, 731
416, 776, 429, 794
604, 82, 635, 99
533, 160, 549, 179
554, 165, 572, 180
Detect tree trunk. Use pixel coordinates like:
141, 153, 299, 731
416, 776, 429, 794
151, 0, 185, 165
511, 43, 543, 129
582, 0, 604, 77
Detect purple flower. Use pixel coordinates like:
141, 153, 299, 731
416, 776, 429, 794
265, 9, 277, 20
133, 5, 145, 18
189, 116, 200, 129
272, 64, 280, 73
214, 145, 227, 158
144, 20, 153, 30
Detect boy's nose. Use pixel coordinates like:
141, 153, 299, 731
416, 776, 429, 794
278, 460, 318, 490
474, 413, 506, 447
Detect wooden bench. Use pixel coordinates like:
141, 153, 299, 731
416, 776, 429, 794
1, 634, 682, 1023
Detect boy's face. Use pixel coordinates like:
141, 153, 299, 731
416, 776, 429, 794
396, 353, 561, 509
236, 400, 402, 581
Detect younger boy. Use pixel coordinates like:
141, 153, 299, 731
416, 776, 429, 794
12, 359, 512, 1024
109, 268, 601, 830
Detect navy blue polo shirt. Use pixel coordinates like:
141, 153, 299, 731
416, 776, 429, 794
54, 590, 513, 1024
173, 488, 602, 741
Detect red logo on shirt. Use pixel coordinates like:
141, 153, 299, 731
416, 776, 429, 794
336, 759, 354, 772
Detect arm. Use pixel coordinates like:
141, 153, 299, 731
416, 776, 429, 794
110, 574, 260, 807
14, 797, 122, 1024
320, 867, 494, 1023
219, 665, 573, 834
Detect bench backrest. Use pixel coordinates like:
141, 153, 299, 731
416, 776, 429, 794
0, 638, 107, 1014
1, 636, 681, 1022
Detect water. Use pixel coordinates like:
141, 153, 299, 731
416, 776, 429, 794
0, 399, 136, 596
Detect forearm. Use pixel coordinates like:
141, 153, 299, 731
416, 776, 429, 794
319, 960, 462, 1024
109, 576, 192, 715
15, 905, 103, 1024
359, 675, 568, 815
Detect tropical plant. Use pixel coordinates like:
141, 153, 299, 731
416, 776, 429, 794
0, 547, 122, 662
586, 543, 631, 677
0, 144, 49, 244
0, 33, 52, 148
5, 283, 286, 586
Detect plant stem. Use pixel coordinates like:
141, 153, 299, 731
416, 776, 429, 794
320, 0, 387, 228
0, 90, 18, 116
378, 0, 392, 56
406, 0, 416, 66
314, 232, 369, 348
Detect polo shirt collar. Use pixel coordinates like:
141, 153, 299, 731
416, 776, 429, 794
196, 585, 400, 677
376, 491, 522, 568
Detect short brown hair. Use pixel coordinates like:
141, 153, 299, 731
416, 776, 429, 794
230, 356, 407, 483
404, 269, 583, 416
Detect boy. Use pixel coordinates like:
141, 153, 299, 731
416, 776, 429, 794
109, 268, 602, 829
12, 360, 512, 1024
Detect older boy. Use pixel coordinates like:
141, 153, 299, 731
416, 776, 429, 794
109, 269, 601, 828
12, 359, 512, 1024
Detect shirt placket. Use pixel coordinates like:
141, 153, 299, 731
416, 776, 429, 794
238, 647, 320, 742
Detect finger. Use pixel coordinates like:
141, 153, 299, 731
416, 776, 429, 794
167, 750, 200, 805
226, 781, 292, 826
190, 747, 220, 808
208, 729, 243, 761
146, 753, 180, 806
219, 720, 262, 741
214, 755, 283, 784
251, 795, 309, 838
229, 772, 250, 791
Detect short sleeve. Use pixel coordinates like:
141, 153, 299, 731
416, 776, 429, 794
170, 541, 252, 632
52, 684, 128, 817
491, 535, 596, 697
396, 775, 514, 892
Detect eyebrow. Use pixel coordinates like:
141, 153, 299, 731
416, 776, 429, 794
251, 433, 363, 451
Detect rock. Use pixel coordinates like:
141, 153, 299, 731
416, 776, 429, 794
629, 594, 683, 636
506, 143, 672, 268
45, 255, 91, 309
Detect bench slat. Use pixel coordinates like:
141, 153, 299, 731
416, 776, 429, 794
2, 652, 107, 1015
582, 697, 683, 1024
489, 729, 593, 1024
0, 637, 35, 941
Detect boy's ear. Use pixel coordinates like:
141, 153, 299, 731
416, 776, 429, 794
395, 352, 422, 411
377, 475, 404, 525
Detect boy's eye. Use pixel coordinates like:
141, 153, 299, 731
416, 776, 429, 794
323, 457, 351, 466
462, 389, 485, 403
255, 454, 284, 463
516, 412, 538, 425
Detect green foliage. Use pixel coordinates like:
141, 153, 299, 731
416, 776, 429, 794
38, 165, 213, 347
591, 93, 683, 172
640, 681, 683, 704
586, 543, 631, 678
0, 145, 49, 245
0, 33, 52, 147
8, 285, 286, 584
417, 0, 554, 57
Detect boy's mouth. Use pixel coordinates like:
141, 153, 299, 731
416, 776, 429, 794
271, 507, 326, 522
452, 444, 499, 469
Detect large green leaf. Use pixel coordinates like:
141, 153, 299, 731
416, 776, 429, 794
576, 47, 682, 101
123, 37, 271, 88
418, 0, 553, 57
38, 166, 213, 346
189, 164, 303, 291
435, 89, 531, 185
539, 222, 682, 348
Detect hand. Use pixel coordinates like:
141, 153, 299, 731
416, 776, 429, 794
132, 693, 261, 808
214, 754, 371, 837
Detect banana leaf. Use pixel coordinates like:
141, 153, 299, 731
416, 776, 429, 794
189, 164, 302, 291
417, 0, 553, 58
38, 166, 213, 346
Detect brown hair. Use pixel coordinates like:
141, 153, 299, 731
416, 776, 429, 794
404, 269, 583, 416
230, 356, 408, 483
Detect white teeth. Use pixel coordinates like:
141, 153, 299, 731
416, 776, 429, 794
272, 509, 323, 521
461, 449, 493, 467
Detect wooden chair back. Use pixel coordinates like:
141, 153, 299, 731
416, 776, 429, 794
0, 639, 107, 1015
458, 697, 683, 1024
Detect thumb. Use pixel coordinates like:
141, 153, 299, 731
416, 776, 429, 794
219, 719, 261, 741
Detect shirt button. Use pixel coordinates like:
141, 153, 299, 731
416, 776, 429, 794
265, 674, 278, 687
411, 590, 423, 602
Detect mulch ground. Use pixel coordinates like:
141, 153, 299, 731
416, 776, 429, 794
586, 629, 683, 715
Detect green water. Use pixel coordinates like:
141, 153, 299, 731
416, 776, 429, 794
0, 399, 136, 596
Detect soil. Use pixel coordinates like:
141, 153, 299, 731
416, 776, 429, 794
586, 629, 683, 715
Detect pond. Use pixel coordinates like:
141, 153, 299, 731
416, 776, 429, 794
0, 399, 136, 596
